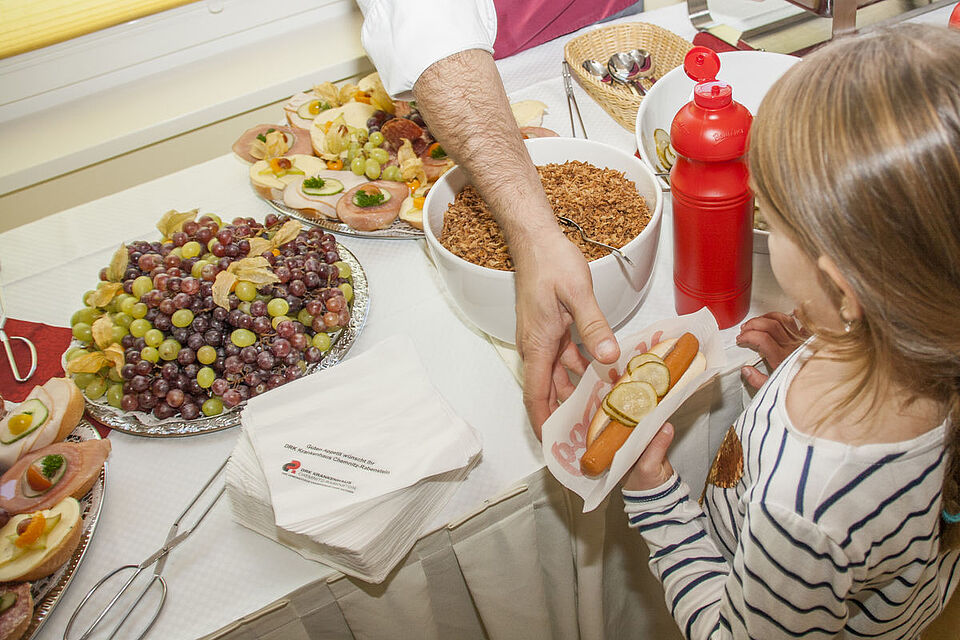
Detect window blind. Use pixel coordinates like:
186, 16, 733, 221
0, 0, 199, 59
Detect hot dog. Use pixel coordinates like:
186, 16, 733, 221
580, 333, 705, 477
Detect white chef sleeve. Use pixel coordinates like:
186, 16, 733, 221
356, 0, 498, 100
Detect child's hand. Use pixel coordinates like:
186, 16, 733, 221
622, 422, 675, 491
736, 311, 808, 389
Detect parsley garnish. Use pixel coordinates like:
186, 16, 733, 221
354, 189, 386, 207
303, 176, 326, 189
430, 145, 447, 159
41, 454, 65, 478
255, 128, 277, 143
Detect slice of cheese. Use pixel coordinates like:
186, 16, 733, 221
0, 497, 80, 582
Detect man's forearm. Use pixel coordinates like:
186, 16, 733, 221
412, 49, 560, 258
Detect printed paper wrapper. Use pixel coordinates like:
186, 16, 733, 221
542, 308, 725, 511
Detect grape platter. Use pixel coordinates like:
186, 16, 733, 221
65, 211, 369, 436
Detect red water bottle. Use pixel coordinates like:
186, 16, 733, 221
670, 47, 753, 329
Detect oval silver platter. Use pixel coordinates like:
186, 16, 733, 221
25, 420, 106, 640
80, 241, 370, 437
266, 198, 423, 240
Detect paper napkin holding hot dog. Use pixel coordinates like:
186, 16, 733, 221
541, 308, 727, 512
226, 334, 481, 582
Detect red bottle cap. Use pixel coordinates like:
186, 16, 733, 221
693, 81, 733, 109
683, 46, 722, 83
950, 1, 960, 30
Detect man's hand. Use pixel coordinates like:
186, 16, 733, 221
413, 49, 619, 439
512, 231, 619, 439
735, 311, 807, 389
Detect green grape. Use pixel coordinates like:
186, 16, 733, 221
267, 298, 289, 317
72, 323, 93, 343
235, 281, 257, 302
106, 383, 124, 408
197, 345, 217, 365
297, 309, 314, 327
85, 377, 107, 400
111, 325, 128, 344
202, 252, 216, 262
113, 312, 133, 328
369, 148, 389, 165
339, 282, 354, 302
65, 347, 88, 362
140, 346, 160, 363
132, 276, 154, 299
238, 301, 252, 315
81, 290, 96, 306
182, 241, 202, 259
106, 297, 121, 314
271, 315, 292, 330
334, 261, 352, 279
129, 318, 152, 338
346, 141, 361, 163
196, 367, 215, 388
312, 332, 332, 352
369, 131, 385, 147
170, 247, 183, 258
364, 158, 381, 180
70, 307, 100, 326
207, 238, 218, 252
191, 261, 206, 278
205, 213, 223, 227
202, 397, 224, 417
107, 367, 123, 383
362, 141, 375, 153
73, 372, 97, 389
350, 155, 366, 176
144, 329, 164, 347
230, 328, 256, 348
171, 309, 194, 328
118, 296, 136, 314
130, 303, 148, 319
381, 165, 402, 182
158, 339, 181, 361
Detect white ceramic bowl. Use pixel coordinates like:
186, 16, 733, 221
634, 51, 799, 253
422, 137, 663, 345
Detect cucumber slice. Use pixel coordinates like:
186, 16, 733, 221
352, 188, 391, 208
302, 178, 344, 197
0, 591, 17, 613
1, 399, 48, 445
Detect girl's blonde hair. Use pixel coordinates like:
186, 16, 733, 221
749, 23, 960, 548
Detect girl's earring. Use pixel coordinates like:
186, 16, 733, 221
839, 302, 856, 333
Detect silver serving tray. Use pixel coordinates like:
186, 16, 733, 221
80, 242, 370, 437
26, 420, 106, 639
266, 198, 423, 240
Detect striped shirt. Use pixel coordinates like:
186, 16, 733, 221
623, 345, 960, 639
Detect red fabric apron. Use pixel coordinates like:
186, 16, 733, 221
493, 0, 636, 59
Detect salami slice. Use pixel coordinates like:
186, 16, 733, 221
232, 125, 313, 164
0, 582, 32, 640
336, 181, 411, 231
380, 118, 425, 150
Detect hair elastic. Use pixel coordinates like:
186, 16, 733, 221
943, 508, 960, 524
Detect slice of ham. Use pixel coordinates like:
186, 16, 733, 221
0, 439, 111, 515
419, 150, 455, 182
232, 125, 313, 164
282, 171, 369, 221
284, 91, 314, 129
336, 181, 411, 231
520, 126, 559, 138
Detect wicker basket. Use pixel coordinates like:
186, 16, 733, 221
564, 22, 694, 131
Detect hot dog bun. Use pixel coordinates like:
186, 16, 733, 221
580, 333, 704, 476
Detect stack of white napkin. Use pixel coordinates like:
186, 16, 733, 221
226, 335, 482, 583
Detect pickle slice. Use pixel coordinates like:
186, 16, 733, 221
626, 352, 665, 375
602, 393, 638, 427
630, 361, 670, 397
606, 381, 658, 424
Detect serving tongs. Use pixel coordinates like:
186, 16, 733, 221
0, 262, 37, 383
561, 61, 588, 139
65, 459, 228, 640
557, 216, 635, 267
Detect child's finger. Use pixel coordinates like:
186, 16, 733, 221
741, 365, 769, 389
624, 423, 675, 491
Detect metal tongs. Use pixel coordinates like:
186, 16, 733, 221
0, 265, 37, 382
561, 61, 588, 139
65, 459, 228, 640
558, 216, 635, 267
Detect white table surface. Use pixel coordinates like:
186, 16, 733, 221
0, 3, 806, 637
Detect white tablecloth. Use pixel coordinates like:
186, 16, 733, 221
0, 4, 806, 638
